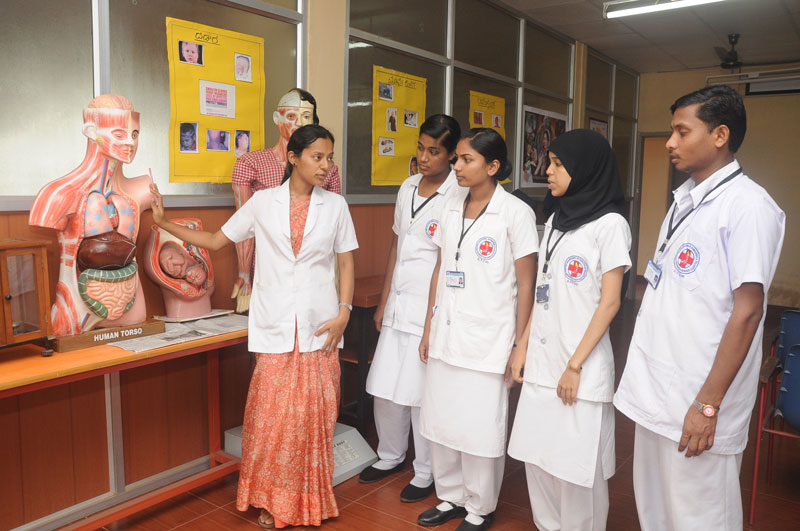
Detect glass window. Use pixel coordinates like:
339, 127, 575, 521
525, 24, 571, 98
613, 117, 634, 197
0, 0, 94, 197
6, 253, 42, 337
615, 69, 637, 117
350, 0, 447, 55
259, 0, 297, 10
586, 54, 612, 111
346, 42, 446, 195
455, 0, 519, 78
524, 91, 569, 117
453, 69, 517, 189
110, 0, 297, 196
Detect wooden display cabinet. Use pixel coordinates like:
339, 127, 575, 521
0, 238, 51, 347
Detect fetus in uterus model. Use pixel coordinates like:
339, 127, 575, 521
29, 95, 153, 336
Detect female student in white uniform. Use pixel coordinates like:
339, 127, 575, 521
149, 125, 358, 529
360, 115, 462, 503
417, 128, 538, 531
507, 129, 631, 531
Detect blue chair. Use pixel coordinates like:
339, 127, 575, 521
775, 310, 800, 368
749, 312, 800, 524
776, 344, 800, 431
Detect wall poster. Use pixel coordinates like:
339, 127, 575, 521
468, 90, 506, 139
521, 106, 568, 187
167, 17, 265, 183
589, 118, 609, 140
371, 66, 427, 186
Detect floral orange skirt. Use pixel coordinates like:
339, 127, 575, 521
236, 338, 341, 527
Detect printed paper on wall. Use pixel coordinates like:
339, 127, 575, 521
372, 66, 427, 186
469, 91, 505, 139
167, 18, 265, 183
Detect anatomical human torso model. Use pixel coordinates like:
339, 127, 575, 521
29, 95, 153, 336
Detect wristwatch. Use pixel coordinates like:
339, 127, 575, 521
339, 302, 353, 311
692, 399, 719, 418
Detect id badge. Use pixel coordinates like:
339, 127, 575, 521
445, 270, 465, 288
644, 260, 662, 289
536, 284, 550, 303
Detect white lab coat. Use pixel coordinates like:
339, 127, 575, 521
615, 160, 785, 454
508, 213, 630, 487
367, 171, 459, 405
427, 183, 539, 375
381, 171, 459, 335
221, 181, 359, 354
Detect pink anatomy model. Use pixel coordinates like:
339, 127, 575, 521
143, 218, 215, 319
29, 94, 153, 337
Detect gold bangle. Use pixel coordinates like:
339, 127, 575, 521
567, 362, 582, 374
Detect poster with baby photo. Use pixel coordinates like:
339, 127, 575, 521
178, 40, 204, 66
179, 122, 199, 153
234, 53, 252, 82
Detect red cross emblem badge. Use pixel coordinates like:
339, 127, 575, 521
564, 255, 588, 282
674, 243, 700, 274
474, 237, 497, 260
425, 219, 438, 239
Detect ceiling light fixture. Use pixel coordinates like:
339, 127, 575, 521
603, 0, 726, 19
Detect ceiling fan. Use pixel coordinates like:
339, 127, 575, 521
714, 33, 743, 69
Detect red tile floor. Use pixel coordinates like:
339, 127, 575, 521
101, 286, 800, 530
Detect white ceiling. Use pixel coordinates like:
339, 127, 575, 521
498, 0, 800, 73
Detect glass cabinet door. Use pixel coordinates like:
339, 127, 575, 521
4, 252, 42, 337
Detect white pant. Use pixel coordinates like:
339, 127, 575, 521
429, 440, 504, 517
525, 461, 608, 531
633, 423, 743, 531
373, 397, 432, 486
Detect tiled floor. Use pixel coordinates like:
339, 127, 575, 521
101, 288, 800, 530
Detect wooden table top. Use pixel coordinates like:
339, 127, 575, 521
353, 275, 384, 309
0, 275, 385, 392
0, 328, 247, 394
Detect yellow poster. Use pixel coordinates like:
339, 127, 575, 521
166, 18, 265, 183
469, 90, 506, 139
372, 66, 427, 186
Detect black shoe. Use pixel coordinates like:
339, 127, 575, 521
358, 462, 404, 484
400, 482, 435, 503
417, 503, 468, 527
455, 512, 495, 531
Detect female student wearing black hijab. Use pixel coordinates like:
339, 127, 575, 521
506, 129, 632, 531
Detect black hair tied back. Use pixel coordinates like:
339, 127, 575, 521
462, 127, 512, 182
419, 114, 461, 161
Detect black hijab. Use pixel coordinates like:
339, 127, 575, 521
546, 129, 625, 232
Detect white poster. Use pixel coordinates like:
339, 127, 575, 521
199, 80, 236, 118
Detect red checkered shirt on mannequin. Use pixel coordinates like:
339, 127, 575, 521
232, 148, 341, 193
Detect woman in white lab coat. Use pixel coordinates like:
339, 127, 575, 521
416, 128, 538, 531
507, 129, 631, 531
360, 115, 462, 502
149, 124, 358, 529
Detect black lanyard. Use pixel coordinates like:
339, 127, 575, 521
656, 167, 742, 259
455, 193, 489, 263
410, 186, 439, 224
542, 226, 567, 274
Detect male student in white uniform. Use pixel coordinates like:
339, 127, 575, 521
614, 85, 785, 530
